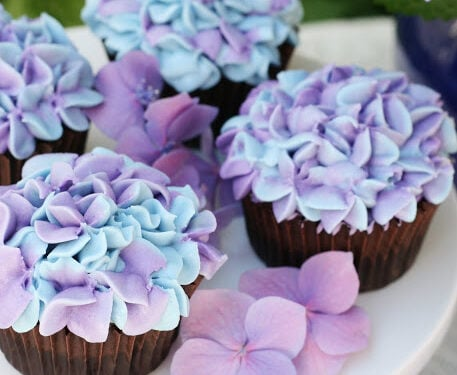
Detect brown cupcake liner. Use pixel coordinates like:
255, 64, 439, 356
0, 276, 203, 375
242, 197, 438, 291
0, 127, 88, 186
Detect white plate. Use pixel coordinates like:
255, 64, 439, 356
1, 26, 457, 375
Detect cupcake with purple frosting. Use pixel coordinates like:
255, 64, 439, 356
81, 0, 303, 133
0, 7, 103, 185
0, 148, 226, 374
217, 65, 457, 291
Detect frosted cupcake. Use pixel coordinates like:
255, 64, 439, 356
0, 8, 102, 184
0, 148, 226, 374
81, 0, 303, 133
217, 65, 457, 291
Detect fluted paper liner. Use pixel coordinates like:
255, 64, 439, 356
242, 197, 438, 291
0, 276, 203, 375
0, 127, 88, 186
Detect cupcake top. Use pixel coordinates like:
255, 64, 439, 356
0, 148, 226, 342
0, 8, 102, 159
82, 0, 303, 92
217, 65, 457, 234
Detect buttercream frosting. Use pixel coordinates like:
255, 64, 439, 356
82, 0, 303, 92
0, 9, 102, 159
0, 148, 225, 342
217, 65, 457, 233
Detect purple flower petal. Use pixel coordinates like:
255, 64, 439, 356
171, 338, 240, 375
245, 297, 306, 358
310, 306, 370, 356
298, 252, 359, 314
0, 201, 15, 243
241, 349, 297, 375
34, 220, 81, 244
0, 59, 24, 96
293, 335, 346, 375
0, 246, 33, 328
115, 126, 160, 164
123, 286, 169, 335
121, 239, 167, 280
239, 267, 301, 302
47, 191, 84, 227
181, 290, 255, 350
372, 188, 416, 226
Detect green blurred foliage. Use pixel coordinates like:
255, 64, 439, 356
2, 0, 452, 26
0, 0, 388, 27
374, 0, 457, 20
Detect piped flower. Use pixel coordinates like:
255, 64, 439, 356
0, 10, 103, 159
82, 0, 303, 92
217, 66, 457, 233
171, 290, 307, 375
239, 251, 370, 374
0, 148, 226, 342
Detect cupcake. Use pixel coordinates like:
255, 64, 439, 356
81, 0, 303, 133
0, 8, 103, 185
217, 65, 457, 291
0, 148, 226, 374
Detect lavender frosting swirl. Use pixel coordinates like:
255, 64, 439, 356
0, 9, 102, 159
0, 148, 225, 342
217, 66, 457, 234
82, 0, 303, 92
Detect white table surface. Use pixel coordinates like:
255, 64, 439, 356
63, 17, 457, 375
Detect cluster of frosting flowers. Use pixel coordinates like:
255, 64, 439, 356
0, 148, 226, 342
217, 65, 457, 234
0, 7, 103, 159
82, 0, 303, 92
87, 50, 235, 211
171, 252, 370, 375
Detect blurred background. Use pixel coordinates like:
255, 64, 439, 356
0, 0, 388, 25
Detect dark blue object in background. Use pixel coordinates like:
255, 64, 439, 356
397, 16, 457, 185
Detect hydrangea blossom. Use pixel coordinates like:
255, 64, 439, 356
171, 290, 307, 375
86, 51, 235, 211
82, 0, 303, 91
0, 148, 226, 342
0, 10, 102, 159
171, 251, 369, 374
217, 66, 457, 233
239, 252, 370, 374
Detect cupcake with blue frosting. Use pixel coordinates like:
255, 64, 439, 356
217, 65, 457, 290
0, 148, 226, 374
81, 0, 303, 133
0, 7, 103, 184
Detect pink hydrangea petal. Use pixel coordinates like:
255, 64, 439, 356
0, 246, 33, 328
118, 50, 163, 93
144, 93, 193, 139
298, 252, 359, 314
123, 287, 169, 335
239, 267, 301, 303
310, 306, 370, 356
167, 101, 218, 143
241, 349, 297, 375
115, 126, 160, 164
86, 64, 144, 139
245, 297, 306, 358
171, 338, 240, 375
293, 335, 346, 375
181, 290, 255, 350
